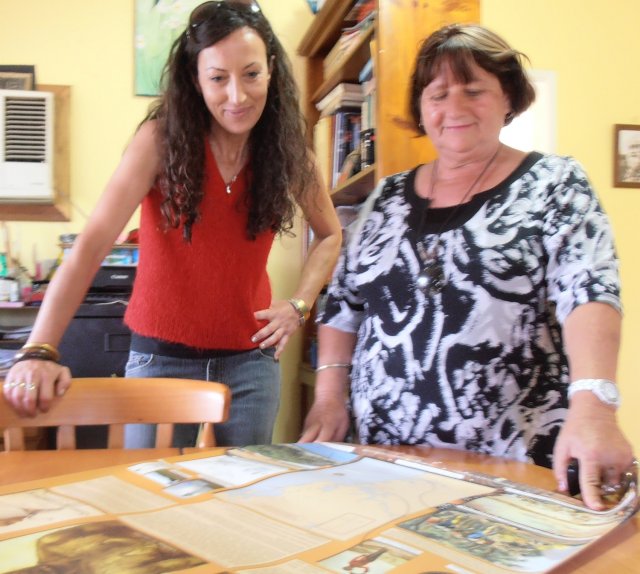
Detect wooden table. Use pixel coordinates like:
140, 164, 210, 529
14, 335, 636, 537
0, 444, 637, 573
0, 448, 182, 486
381, 446, 640, 574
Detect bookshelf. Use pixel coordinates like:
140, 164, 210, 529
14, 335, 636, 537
296, 0, 480, 417
312, 24, 374, 104
298, 0, 480, 206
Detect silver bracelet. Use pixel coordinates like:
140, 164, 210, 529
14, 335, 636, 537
315, 363, 352, 373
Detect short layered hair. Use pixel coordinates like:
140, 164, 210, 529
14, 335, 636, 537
408, 24, 536, 134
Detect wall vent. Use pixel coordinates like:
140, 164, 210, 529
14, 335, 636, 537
0, 89, 54, 202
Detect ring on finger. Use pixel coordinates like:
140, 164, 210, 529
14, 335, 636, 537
600, 483, 623, 496
25, 382, 37, 392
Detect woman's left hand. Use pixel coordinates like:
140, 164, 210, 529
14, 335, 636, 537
553, 397, 635, 510
252, 299, 304, 359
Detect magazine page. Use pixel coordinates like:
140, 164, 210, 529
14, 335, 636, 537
0, 443, 636, 573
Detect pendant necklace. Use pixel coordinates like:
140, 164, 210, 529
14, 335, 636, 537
415, 144, 502, 295
224, 157, 246, 195
225, 169, 241, 195
210, 138, 247, 195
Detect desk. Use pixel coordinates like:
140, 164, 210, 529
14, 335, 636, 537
0, 444, 637, 574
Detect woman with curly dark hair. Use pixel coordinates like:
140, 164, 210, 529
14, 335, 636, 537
4, 1, 341, 447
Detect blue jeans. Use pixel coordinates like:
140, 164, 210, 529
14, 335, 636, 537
123, 347, 280, 448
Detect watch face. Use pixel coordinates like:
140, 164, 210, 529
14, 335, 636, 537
568, 379, 620, 407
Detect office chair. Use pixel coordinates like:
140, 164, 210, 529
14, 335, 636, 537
0, 377, 231, 451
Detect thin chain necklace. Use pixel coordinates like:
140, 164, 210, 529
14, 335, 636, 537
224, 153, 247, 195
210, 138, 247, 195
225, 169, 242, 195
415, 144, 502, 295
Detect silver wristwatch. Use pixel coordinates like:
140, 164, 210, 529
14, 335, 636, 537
567, 378, 621, 408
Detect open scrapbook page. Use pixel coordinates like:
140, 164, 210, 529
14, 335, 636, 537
0, 443, 637, 573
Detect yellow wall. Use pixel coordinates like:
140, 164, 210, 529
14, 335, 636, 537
482, 0, 640, 453
1, 1, 639, 449
0, 0, 312, 442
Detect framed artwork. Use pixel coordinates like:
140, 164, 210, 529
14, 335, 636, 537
135, 0, 204, 96
613, 124, 640, 188
0, 65, 36, 91
134, 0, 259, 97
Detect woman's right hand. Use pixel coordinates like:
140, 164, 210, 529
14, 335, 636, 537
2, 360, 71, 417
299, 397, 350, 443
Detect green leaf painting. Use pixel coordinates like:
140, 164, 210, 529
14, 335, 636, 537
134, 0, 203, 96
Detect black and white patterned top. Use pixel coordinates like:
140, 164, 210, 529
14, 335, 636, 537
320, 152, 621, 467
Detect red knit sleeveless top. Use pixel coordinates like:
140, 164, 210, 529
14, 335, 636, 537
124, 144, 275, 350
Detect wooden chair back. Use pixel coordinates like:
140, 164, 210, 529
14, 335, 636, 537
0, 377, 231, 451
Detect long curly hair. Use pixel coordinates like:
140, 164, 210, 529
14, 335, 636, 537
143, 1, 314, 241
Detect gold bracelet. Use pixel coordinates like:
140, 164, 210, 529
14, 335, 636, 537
18, 342, 61, 362
316, 363, 352, 373
288, 298, 310, 326
13, 349, 60, 365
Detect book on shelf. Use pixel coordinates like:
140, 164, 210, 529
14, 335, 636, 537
344, 0, 376, 24
314, 106, 362, 191
316, 82, 363, 116
323, 10, 376, 77
360, 128, 375, 169
318, 97, 363, 118
359, 77, 376, 170
332, 109, 361, 188
317, 81, 363, 102
335, 149, 361, 186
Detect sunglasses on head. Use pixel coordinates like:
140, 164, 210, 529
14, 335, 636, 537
187, 0, 261, 36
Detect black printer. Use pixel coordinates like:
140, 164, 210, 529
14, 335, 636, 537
59, 265, 136, 377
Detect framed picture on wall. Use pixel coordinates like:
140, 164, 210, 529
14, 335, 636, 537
613, 124, 640, 188
134, 0, 205, 96
0, 65, 36, 91
134, 0, 260, 97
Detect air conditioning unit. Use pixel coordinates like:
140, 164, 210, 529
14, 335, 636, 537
0, 89, 54, 203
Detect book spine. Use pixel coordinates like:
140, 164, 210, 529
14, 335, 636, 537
332, 111, 359, 188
